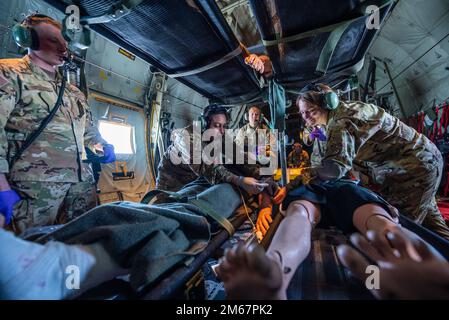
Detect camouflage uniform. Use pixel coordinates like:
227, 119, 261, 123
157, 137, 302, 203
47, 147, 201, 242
0, 56, 107, 233
303, 126, 327, 168
235, 122, 274, 148
288, 101, 449, 240
156, 124, 237, 192
235, 122, 277, 173
287, 149, 309, 168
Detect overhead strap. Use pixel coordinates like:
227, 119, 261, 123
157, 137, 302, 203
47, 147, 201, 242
316, 20, 353, 74
268, 79, 286, 131
188, 198, 235, 236
167, 45, 243, 78
268, 79, 288, 185
262, 19, 354, 47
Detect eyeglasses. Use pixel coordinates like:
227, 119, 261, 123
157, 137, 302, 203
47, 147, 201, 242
300, 108, 318, 118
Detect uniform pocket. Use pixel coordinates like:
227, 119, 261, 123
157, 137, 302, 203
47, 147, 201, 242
6, 132, 27, 162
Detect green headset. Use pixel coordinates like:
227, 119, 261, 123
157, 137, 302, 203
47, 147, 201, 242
12, 14, 55, 50
200, 104, 230, 131
300, 83, 340, 110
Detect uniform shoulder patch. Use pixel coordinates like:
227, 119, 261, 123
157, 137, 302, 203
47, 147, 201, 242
0, 74, 10, 88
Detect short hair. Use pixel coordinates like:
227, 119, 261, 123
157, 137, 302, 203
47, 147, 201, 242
248, 105, 261, 112
296, 83, 333, 108
22, 14, 62, 30
203, 104, 230, 127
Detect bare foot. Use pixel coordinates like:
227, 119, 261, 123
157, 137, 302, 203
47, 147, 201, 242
337, 228, 449, 299
216, 243, 284, 300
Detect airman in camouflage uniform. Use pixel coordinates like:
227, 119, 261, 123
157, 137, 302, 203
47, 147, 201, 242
156, 123, 235, 191
0, 54, 107, 234
287, 143, 309, 168
235, 122, 274, 147
288, 97, 449, 240
235, 106, 277, 172
156, 107, 269, 197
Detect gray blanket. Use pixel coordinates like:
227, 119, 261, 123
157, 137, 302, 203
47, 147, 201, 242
38, 183, 242, 291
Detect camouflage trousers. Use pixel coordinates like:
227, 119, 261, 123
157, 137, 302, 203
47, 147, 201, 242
9, 181, 97, 235
375, 151, 449, 241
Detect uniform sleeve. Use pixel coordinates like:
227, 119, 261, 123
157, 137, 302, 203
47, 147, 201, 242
201, 164, 238, 185
317, 121, 356, 180
82, 95, 107, 149
0, 68, 19, 173
302, 150, 309, 161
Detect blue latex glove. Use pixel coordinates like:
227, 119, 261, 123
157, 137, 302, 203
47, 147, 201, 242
310, 127, 327, 141
100, 144, 116, 163
0, 189, 21, 225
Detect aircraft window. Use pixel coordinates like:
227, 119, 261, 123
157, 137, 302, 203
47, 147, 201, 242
98, 120, 135, 155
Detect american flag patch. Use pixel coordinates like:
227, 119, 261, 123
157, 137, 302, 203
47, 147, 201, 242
0, 74, 9, 88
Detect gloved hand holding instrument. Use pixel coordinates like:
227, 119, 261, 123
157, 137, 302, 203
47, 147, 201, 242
99, 144, 116, 163
309, 126, 327, 141
237, 176, 269, 195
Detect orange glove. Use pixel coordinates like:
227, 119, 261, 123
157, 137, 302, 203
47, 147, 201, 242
256, 206, 273, 237
245, 54, 265, 73
258, 55, 273, 77
244, 54, 273, 77
273, 187, 287, 205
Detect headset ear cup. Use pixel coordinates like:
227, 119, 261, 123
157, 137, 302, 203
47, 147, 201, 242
29, 28, 39, 50
201, 115, 210, 131
12, 24, 33, 48
324, 92, 339, 110
200, 116, 205, 131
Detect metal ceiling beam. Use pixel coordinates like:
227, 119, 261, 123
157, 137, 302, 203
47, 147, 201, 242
221, 0, 248, 14
384, 61, 406, 118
